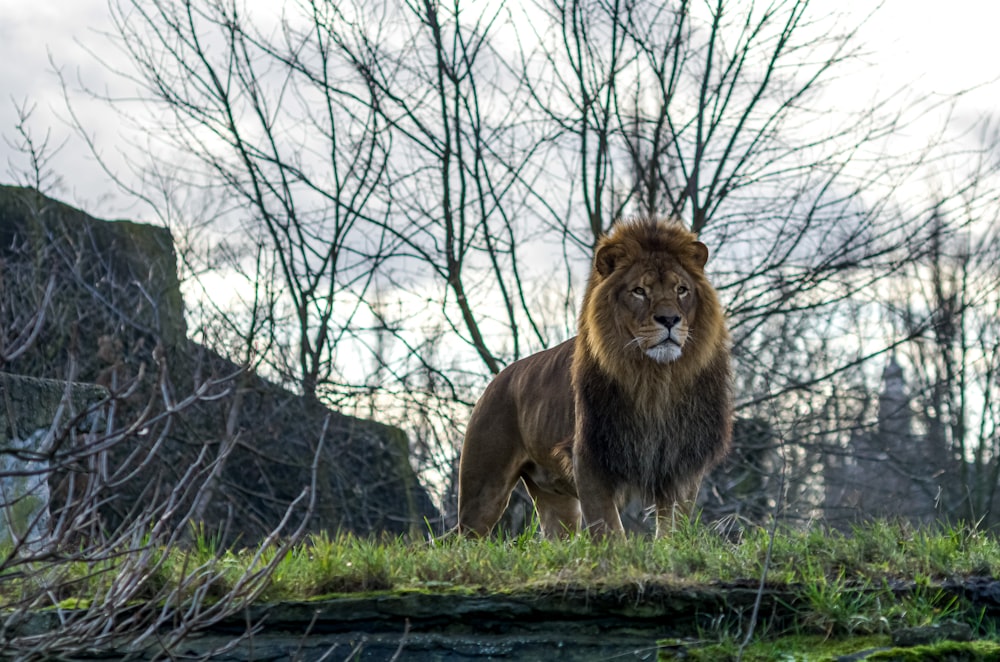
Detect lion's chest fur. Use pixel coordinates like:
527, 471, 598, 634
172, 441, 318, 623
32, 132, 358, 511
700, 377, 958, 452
571, 352, 730, 501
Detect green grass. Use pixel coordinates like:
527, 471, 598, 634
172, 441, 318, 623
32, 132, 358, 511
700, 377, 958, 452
246, 519, 1000, 601
4, 519, 1000, 653
7, 519, 1000, 602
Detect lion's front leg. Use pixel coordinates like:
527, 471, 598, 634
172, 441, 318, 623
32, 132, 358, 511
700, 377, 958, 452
654, 478, 701, 537
573, 449, 624, 537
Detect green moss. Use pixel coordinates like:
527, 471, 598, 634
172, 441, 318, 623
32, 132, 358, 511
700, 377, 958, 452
660, 634, 892, 661
55, 597, 92, 610
867, 640, 1000, 661
659, 635, 1000, 662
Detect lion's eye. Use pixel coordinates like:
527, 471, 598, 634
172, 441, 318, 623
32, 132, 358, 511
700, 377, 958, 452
677, 285, 689, 297
631, 287, 646, 298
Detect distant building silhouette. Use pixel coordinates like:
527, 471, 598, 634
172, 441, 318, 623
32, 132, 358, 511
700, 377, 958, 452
824, 357, 943, 525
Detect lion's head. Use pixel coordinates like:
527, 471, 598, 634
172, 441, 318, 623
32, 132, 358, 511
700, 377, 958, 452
579, 217, 727, 383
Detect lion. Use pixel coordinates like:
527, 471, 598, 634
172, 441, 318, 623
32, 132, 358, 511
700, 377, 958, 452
457, 217, 732, 537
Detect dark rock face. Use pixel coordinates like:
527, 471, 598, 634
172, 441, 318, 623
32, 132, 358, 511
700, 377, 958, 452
15, 588, 742, 660
0, 185, 437, 544
24, 580, 998, 660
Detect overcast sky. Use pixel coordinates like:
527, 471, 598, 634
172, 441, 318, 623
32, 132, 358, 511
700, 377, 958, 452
1, 0, 997, 221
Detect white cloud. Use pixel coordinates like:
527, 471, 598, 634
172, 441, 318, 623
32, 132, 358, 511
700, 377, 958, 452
853, 0, 999, 104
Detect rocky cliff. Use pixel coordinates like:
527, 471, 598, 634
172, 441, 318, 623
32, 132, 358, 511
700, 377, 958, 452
0, 185, 437, 545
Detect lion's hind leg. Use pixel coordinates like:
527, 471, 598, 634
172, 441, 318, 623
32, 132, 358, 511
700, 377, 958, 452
457, 405, 526, 537
457, 459, 522, 537
523, 477, 581, 539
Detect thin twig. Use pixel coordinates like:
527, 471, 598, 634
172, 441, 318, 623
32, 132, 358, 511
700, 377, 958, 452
737, 374, 790, 661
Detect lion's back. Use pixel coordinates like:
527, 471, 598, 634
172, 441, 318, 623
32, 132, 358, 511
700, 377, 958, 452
461, 339, 576, 472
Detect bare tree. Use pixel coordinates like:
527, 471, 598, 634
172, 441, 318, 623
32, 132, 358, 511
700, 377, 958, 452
3, 98, 66, 195
337, 0, 558, 373
73, 0, 394, 404
890, 196, 1000, 525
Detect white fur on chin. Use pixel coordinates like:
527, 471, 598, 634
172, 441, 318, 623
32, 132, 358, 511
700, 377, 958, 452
646, 343, 682, 363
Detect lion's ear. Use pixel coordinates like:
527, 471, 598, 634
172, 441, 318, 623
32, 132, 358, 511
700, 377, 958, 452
595, 243, 625, 277
691, 241, 709, 269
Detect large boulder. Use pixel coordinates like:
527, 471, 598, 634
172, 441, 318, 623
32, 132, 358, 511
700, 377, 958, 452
0, 185, 437, 545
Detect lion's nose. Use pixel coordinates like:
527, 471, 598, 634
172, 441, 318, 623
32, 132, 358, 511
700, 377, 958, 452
654, 314, 681, 330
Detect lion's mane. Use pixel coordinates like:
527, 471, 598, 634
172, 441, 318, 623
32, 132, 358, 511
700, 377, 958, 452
570, 218, 732, 511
